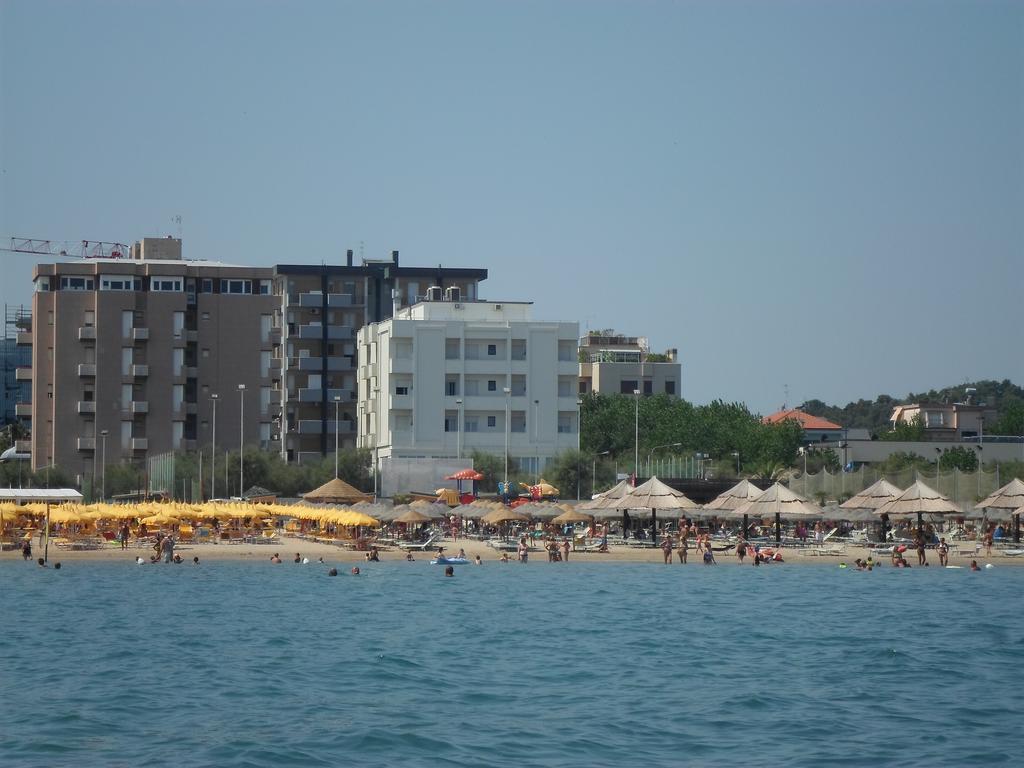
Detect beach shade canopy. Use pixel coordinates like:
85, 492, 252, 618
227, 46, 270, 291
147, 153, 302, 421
732, 482, 822, 520
578, 479, 633, 510
840, 479, 904, 511
302, 477, 373, 505
552, 508, 594, 525
445, 469, 484, 481
517, 502, 562, 520
874, 480, 961, 518
139, 513, 180, 526
599, 476, 699, 513
481, 508, 531, 525
702, 479, 764, 512
974, 478, 1024, 512
394, 509, 432, 525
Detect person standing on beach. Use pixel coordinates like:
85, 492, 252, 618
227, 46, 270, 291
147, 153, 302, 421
937, 538, 949, 567
161, 535, 175, 564
562, 537, 570, 562
915, 534, 927, 566
518, 537, 529, 563
21, 538, 32, 561
119, 522, 131, 550
661, 533, 673, 564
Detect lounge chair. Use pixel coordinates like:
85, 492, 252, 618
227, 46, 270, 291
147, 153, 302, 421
398, 532, 442, 552
1003, 549, 1024, 557
957, 542, 981, 557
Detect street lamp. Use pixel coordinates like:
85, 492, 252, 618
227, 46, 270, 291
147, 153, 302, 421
798, 446, 808, 495
593, 450, 610, 496
100, 430, 109, 500
455, 398, 463, 460
333, 394, 341, 478
533, 398, 540, 483
633, 389, 640, 484
503, 387, 512, 488
210, 393, 218, 500
731, 451, 740, 475
647, 442, 682, 477
372, 387, 380, 499
576, 398, 583, 501
238, 384, 246, 498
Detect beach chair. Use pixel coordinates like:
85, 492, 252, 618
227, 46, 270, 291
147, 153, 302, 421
398, 532, 442, 552
957, 542, 981, 557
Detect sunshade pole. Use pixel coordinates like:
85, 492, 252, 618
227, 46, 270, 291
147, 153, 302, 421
775, 512, 781, 545
44, 501, 50, 563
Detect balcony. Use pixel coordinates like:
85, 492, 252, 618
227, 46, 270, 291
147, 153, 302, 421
327, 293, 353, 307
15, 367, 31, 381
270, 358, 282, 370
73, 363, 95, 377
16, 331, 32, 346
77, 437, 96, 451
297, 419, 354, 434
186, 330, 198, 343
298, 324, 353, 341
131, 364, 149, 377
299, 292, 324, 308
132, 327, 149, 341
131, 438, 148, 451
132, 401, 149, 414
183, 366, 198, 378
15, 403, 32, 417
78, 327, 96, 340
298, 387, 352, 403
389, 358, 413, 375
77, 401, 96, 414
297, 356, 351, 372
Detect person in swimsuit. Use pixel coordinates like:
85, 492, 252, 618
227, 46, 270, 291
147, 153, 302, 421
937, 538, 949, 567
661, 534, 673, 564
562, 537, 570, 562
518, 537, 529, 563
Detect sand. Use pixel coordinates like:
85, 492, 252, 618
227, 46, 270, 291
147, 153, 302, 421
2, 533, 1020, 567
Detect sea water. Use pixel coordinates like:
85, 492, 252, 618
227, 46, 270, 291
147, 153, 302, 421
1, 559, 1021, 767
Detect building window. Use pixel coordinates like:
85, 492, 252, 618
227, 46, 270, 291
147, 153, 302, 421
220, 279, 252, 294
201, 312, 210, 321
665, 381, 676, 395
84, 310, 95, 327
151, 278, 183, 292
100, 277, 140, 291
620, 380, 638, 394
579, 381, 588, 394
487, 380, 496, 392
60, 276, 94, 291
395, 386, 409, 396
487, 344, 497, 356
446, 381, 457, 396
487, 416, 496, 428
201, 279, 214, 293
643, 381, 653, 395
464, 418, 478, 433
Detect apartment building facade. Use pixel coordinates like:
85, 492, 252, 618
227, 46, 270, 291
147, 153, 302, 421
357, 298, 580, 478
28, 238, 281, 482
577, 331, 681, 397
274, 251, 487, 464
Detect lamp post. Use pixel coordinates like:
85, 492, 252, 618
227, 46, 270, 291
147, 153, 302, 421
503, 387, 512, 488
647, 442, 682, 477
533, 398, 540, 483
238, 384, 246, 498
799, 447, 807, 495
372, 387, 380, 499
576, 398, 583, 501
732, 451, 740, 475
455, 398, 463, 460
210, 393, 218, 500
100, 430, 109, 500
333, 395, 341, 478
633, 389, 640, 484
593, 450, 610, 496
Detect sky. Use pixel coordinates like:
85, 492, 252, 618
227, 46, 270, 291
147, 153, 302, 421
2, 0, 1021, 415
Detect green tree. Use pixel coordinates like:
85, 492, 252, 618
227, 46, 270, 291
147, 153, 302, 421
939, 446, 979, 472
880, 414, 926, 441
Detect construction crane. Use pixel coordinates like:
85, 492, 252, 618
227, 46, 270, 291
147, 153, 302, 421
3, 238, 130, 259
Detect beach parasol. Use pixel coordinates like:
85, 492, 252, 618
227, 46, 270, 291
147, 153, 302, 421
481, 508, 531, 525
973, 479, 1024, 540
593, 476, 698, 540
874, 480, 961, 542
395, 509, 432, 525
703, 479, 765, 534
301, 477, 373, 505
732, 482, 822, 544
840, 477, 905, 540
552, 508, 594, 525
578, 479, 633, 510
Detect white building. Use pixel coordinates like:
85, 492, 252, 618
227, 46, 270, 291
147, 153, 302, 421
357, 297, 580, 480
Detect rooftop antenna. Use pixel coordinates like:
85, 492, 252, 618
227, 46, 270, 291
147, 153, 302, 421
783, 383, 789, 410
171, 215, 182, 237
359, 240, 365, 262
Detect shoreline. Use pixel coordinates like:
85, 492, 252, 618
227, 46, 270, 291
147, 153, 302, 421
3, 535, 1020, 567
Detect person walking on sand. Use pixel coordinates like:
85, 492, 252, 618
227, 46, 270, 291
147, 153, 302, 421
661, 533, 673, 564
937, 537, 949, 567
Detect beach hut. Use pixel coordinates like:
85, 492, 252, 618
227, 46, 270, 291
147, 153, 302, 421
732, 482, 821, 545
301, 477, 373, 506
973, 478, 1024, 542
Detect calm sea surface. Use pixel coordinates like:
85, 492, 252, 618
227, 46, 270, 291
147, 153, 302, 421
2, 559, 1021, 767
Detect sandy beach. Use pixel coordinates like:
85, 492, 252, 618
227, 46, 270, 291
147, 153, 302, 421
3, 533, 1020, 567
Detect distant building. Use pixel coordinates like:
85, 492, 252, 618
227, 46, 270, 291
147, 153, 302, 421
577, 331, 680, 398
357, 297, 579, 480
763, 408, 844, 443
890, 402, 997, 441
3, 305, 32, 430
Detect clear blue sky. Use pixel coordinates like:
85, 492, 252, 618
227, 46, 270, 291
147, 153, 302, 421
2, 0, 1021, 415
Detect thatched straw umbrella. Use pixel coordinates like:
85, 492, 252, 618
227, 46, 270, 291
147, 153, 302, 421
874, 480, 961, 543
973, 478, 1024, 541
732, 482, 822, 544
